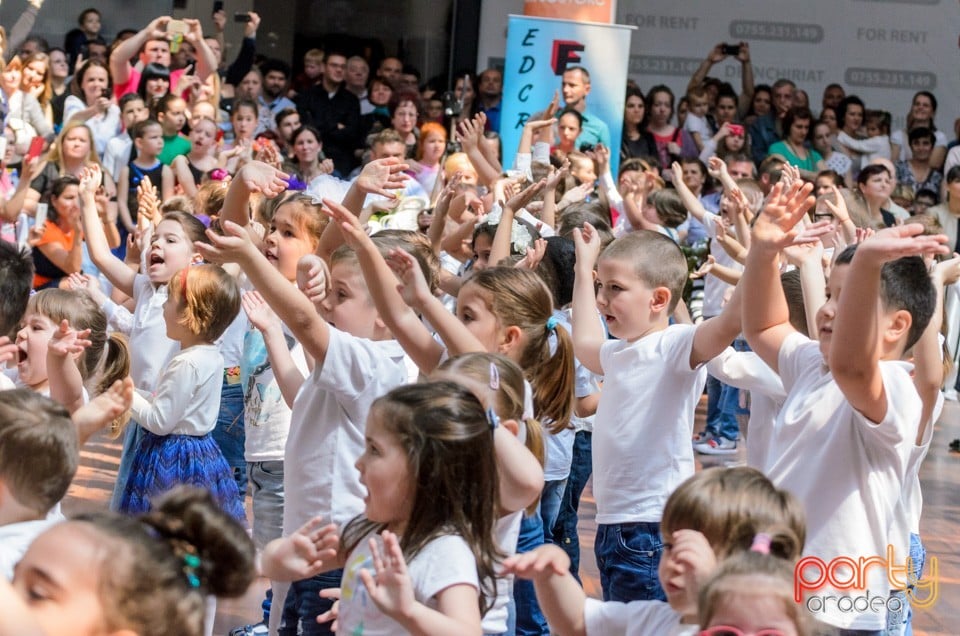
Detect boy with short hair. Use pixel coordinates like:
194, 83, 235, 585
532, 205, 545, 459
0, 241, 34, 390
117, 119, 174, 237
571, 227, 744, 602
741, 180, 946, 632
102, 94, 149, 182
0, 390, 78, 579
155, 93, 191, 165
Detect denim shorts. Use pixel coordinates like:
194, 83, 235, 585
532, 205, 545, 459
247, 460, 284, 551
594, 522, 665, 602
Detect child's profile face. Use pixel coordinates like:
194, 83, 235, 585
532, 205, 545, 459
15, 310, 57, 391
815, 262, 848, 358
595, 256, 661, 342
12, 523, 111, 636
355, 410, 413, 530
160, 99, 187, 133
456, 282, 508, 357
704, 589, 799, 636
162, 290, 191, 342
265, 204, 317, 281
148, 219, 199, 284
320, 262, 381, 340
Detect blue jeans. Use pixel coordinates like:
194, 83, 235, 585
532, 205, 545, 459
554, 431, 592, 581
513, 511, 549, 635
595, 522, 665, 602
110, 422, 144, 510
540, 478, 566, 545
212, 379, 247, 497
247, 461, 284, 551
278, 569, 342, 636
705, 374, 740, 442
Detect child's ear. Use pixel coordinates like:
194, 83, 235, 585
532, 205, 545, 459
499, 325, 524, 355
501, 418, 520, 437
883, 308, 912, 351
651, 287, 672, 312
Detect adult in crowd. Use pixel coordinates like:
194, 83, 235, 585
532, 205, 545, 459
748, 78, 793, 164
821, 83, 845, 114
853, 163, 898, 228
284, 125, 334, 186
812, 120, 852, 186
63, 59, 120, 158
687, 42, 754, 117
560, 65, 610, 150
742, 83, 771, 128
19, 51, 52, 127
620, 85, 655, 162
257, 59, 296, 134
109, 16, 217, 101
345, 56, 371, 114
644, 85, 697, 173
476, 67, 503, 133
767, 106, 824, 178
295, 51, 361, 177
30, 175, 84, 290
836, 95, 865, 142
388, 91, 420, 158
895, 127, 942, 199
890, 90, 948, 169
47, 47, 70, 126
376, 56, 403, 87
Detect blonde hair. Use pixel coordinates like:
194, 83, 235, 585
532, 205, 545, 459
168, 265, 241, 342
463, 268, 574, 433
45, 120, 102, 167
21, 52, 52, 105
303, 48, 325, 65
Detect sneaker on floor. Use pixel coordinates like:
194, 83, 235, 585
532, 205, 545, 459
694, 436, 737, 455
228, 624, 269, 636
944, 389, 958, 402
692, 430, 714, 444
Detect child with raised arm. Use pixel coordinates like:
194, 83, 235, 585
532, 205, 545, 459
570, 226, 744, 603
740, 179, 948, 632
197, 160, 412, 635
116, 119, 174, 242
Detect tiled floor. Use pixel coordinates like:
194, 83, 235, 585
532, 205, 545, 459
62, 400, 960, 635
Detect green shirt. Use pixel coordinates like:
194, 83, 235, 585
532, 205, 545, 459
159, 134, 191, 166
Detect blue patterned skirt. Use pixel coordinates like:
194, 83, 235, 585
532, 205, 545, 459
118, 431, 247, 525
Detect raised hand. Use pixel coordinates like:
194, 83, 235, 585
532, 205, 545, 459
516, 238, 547, 270
545, 160, 570, 191
384, 247, 432, 309
79, 164, 103, 197
236, 161, 290, 197
751, 181, 816, 251
72, 377, 135, 440
933, 253, 960, 286
357, 531, 416, 620
690, 254, 716, 280
356, 157, 410, 199
823, 185, 851, 224
505, 179, 545, 212
321, 197, 368, 250
196, 220, 259, 264
297, 254, 331, 307
557, 181, 592, 209
669, 529, 718, 604
264, 517, 339, 581
502, 544, 571, 581
241, 290, 281, 333
707, 156, 726, 181
855, 224, 949, 264
48, 319, 92, 359
316, 589, 341, 630
572, 222, 602, 270
0, 336, 18, 368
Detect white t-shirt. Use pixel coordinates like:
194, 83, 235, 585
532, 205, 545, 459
705, 348, 786, 470
282, 329, 409, 534
241, 325, 309, 462
683, 113, 710, 138
0, 518, 59, 580
593, 325, 706, 524
130, 344, 224, 436
120, 275, 179, 392
102, 134, 132, 183
700, 212, 741, 317
483, 511, 523, 634
757, 333, 920, 630
584, 598, 697, 636
338, 532, 479, 635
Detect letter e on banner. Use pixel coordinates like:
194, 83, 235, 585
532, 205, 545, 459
552, 40, 585, 75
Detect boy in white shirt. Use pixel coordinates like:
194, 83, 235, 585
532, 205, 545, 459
571, 227, 744, 602
201, 160, 413, 636
682, 87, 713, 153
0, 390, 77, 580
741, 179, 947, 632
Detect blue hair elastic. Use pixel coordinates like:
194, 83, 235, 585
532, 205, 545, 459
486, 406, 500, 430
183, 553, 202, 588
545, 316, 559, 332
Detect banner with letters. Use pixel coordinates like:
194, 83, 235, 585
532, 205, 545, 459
616, 0, 960, 130
501, 15, 634, 175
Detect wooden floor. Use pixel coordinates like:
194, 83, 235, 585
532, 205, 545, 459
61, 399, 960, 635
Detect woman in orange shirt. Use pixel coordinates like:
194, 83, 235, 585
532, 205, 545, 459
32, 175, 83, 289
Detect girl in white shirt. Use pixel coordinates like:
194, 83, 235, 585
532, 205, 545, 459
118, 264, 246, 523
263, 381, 503, 635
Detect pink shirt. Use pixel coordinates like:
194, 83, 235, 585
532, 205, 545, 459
114, 66, 186, 99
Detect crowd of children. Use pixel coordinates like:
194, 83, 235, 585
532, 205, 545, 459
0, 6, 955, 636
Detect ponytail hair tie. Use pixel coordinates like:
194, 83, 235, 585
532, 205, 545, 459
750, 533, 771, 555
546, 316, 559, 332
209, 168, 229, 182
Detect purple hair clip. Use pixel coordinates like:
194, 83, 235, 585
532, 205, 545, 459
208, 168, 229, 182
285, 175, 308, 191
750, 533, 772, 555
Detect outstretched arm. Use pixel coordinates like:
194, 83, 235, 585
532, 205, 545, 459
831, 225, 949, 423
571, 223, 605, 374
46, 320, 91, 414
110, 17, 171, 88
671, 161, 709, 223
242, 291, 306, 407
914, 255, 959, 440
502, 545, 587, 636
741, 181, 817, 372
80, 166, 138, 297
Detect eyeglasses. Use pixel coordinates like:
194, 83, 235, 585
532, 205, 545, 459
699, 627, 788, 636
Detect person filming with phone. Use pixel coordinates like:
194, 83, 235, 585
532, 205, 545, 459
63, 60, 120, 157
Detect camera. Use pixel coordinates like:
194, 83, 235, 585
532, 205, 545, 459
721, 43, 741, 56
442, 91, 462, 117
579, 142, 596, 153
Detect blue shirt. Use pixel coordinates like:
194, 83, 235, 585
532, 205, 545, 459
575, 109, 611, 150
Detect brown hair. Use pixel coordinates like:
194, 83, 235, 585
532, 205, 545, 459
168, 265, 241, 342
271, 193, 329, 248
600, 230, 689, 313
340, 382, 501, 615
464, 267, 574, 433
0, 390, 77, 514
